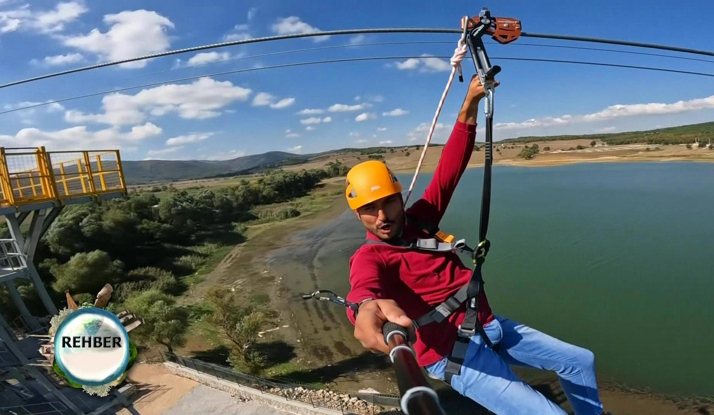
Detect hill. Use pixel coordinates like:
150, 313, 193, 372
122, 151, 308, 183
123, 121, 714, 184
504, 121, 714, 145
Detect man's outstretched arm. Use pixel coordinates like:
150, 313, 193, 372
346, 252, 412, 354
407, 76, 491, 225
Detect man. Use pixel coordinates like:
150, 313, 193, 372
344, 76, 607, 415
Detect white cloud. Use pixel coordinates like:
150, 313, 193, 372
62, 10, 174, 69
377, 127, 387, 132
271, 98, 295, 109
349, 34, 366, 45
287, 145, 303, 153
297, 108, 324, 115
65, 77, 251, 125
34, 1, 87, 33
223, 32, 251, 41
414, 122, 445, 132
4, 100, 65, 114
0, 122, 162, 151
328, 103, 371, 112
30, 52, 85, 66
0, 2, 87, 34
285, 129, 292, 133
247, 7, 257, 21
285, 133, 300, 138
379, 140, 393, 144
252, 92, 275, 107
393, 55, 451, 73
597, 126, 618, 133
147, 146, 182, 157
354, 96, 361, 101
495, 95, 714, 132
200, 149, 246, 161
187, 52, 236, 66
252, 93, 295, 109
128, 123, 163, 140
349, 132, 360, 137
355, 112, 376, 122
305, 126, 315, 131
271, 16, 329, 42
355, 139, 368, 143
383, 108, 409, 117
166, 132, 213, 146
300, 116, 331, 125
300, 117, 321, 125
407, 122, 448, 142
222, 8, 257, 42
47, 102, 65, 112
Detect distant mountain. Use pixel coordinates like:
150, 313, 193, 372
123, 151, 308, 184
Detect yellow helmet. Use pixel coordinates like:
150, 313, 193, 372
345, 161, 403, 210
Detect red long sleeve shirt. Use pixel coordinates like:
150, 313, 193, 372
346, 120, 494, 368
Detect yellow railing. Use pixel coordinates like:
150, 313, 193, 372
0, 147, 126, 208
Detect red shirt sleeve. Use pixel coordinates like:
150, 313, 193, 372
406, 120, 477, 226
345, 247, 387, 324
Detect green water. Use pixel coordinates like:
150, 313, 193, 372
288, 162, 714, 397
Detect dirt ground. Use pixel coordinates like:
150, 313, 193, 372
117, 363, 198, 415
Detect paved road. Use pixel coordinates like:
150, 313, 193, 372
163, 385, 291, 415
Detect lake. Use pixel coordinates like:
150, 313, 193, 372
275, 162, 714, 398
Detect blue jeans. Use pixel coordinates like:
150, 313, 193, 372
425, 316, 604, 415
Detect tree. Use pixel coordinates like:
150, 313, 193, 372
44, 205, 96, 257
590, 140, 597, 147
125, 290, 189, 353
51, 250, 124, 294
405, 151, 411, 157
543, 146, 551, 151
518, 144, 540, 160
205, 286, 265, 373
576, 145, 585, 150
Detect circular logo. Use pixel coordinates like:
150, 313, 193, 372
53, 308, 130, 387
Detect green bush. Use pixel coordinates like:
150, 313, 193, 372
518, 144, 540, 160
174, 255, 206, 272
543, 146, 551, 151
576, 145, 585, 150
686, 143, 692, 149
51, 250, 124, 294
257, 206, 300, 221
73, 293, 94, 306
125, 290, 188, 353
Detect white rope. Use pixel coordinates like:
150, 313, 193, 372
404, 38, 469, 205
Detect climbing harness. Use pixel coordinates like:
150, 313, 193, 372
397, 8, 522, 384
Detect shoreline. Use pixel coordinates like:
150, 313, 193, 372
393, 151, 714, 174
254, 168, 712, 414
185, 163, 712, 414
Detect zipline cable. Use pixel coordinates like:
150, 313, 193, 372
2, 28, 714, 90
120, 40, 714, 83
2, 55, 713, 117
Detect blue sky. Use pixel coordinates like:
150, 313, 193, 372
0, 0, 713, 161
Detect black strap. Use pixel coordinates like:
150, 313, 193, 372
406, 213, 440, 237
